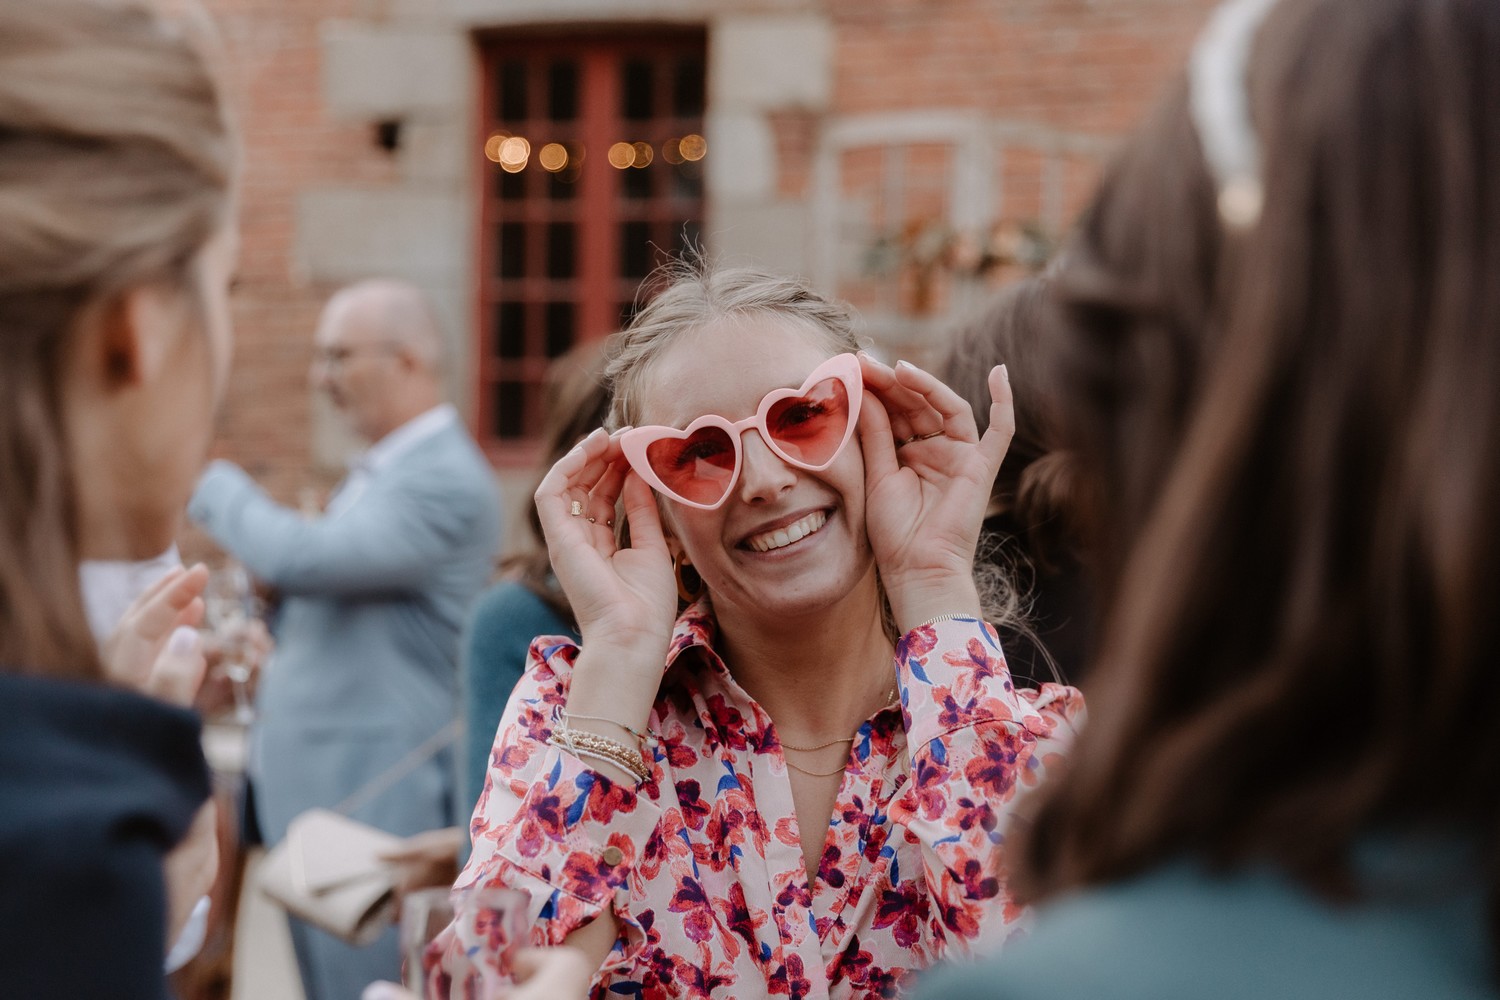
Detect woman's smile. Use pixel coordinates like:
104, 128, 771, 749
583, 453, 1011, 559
739, 506, 832, 554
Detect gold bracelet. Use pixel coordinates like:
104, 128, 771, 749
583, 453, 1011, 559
548, 730, 651, 782
554, 741, 650, 783
911, 612, 980, 631
549, 733, 649, 782
559, 709, 657, 748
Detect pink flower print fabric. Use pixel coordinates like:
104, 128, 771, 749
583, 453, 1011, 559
428, 604, 1083, 999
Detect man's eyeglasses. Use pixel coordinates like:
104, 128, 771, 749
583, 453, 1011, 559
311, 343, 400, 368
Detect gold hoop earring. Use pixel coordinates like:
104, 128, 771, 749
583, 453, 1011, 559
674, 558, 706, 604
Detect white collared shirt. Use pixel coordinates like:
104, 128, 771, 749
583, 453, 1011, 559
325, 404, 457, 517
79, 545, 183, 643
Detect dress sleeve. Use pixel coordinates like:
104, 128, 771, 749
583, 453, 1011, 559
426, 636, 664, 995
887, 616, 1084, 959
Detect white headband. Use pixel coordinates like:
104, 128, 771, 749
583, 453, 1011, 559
1188, 0, 1282, 228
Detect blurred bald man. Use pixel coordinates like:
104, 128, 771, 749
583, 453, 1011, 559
189, 279, 500, 1000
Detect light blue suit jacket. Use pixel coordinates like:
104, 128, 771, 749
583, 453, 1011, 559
189, 419, 501, 846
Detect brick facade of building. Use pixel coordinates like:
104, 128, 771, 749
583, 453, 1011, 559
189, 0, 1216, 554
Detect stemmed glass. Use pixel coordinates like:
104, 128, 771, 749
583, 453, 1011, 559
204, 561, 258, 725
402, 887, 529, 997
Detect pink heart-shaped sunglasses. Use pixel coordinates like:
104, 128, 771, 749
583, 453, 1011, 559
619, 353, 863, 510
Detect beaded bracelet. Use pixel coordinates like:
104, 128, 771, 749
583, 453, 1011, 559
548, 730, 651, 782
548, 733, 649, 782
551, 739, 651, 784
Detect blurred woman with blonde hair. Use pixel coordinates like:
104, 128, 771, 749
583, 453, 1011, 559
0, 1, 239, 994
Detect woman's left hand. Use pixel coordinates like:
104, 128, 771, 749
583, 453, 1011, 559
856, 354, 1014, 632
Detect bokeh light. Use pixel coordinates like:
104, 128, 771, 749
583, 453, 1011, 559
631, 141, 654, 168
538, 142, 569, 172
608, 141, 634, 169
483, 132, 510, 163
679, 133, 707, 161
498, 136, 530, 173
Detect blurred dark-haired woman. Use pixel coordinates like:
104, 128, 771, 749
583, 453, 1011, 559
920, 0, 1500, 997
939, 278, 1092, 688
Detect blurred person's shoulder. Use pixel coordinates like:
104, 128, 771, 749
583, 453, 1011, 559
466, 579, 575, 646
914, 841, 1494, 1000
0, 672, 210, 995
0, 672, 209, 845
387, 419, 500, 505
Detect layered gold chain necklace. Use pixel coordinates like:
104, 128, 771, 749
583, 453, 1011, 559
779, 682, 897, 777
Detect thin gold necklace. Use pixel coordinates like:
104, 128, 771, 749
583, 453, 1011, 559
784, 757, 848, 777
780, 735, 854, 752
778, 683, 896, 755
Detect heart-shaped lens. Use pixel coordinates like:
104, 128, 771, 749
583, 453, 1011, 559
764, 377, 851, 467
645, 425, 738, 506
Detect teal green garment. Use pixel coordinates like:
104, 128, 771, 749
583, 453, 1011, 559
916, 834, 1493, 1000
457, 580, 578, 841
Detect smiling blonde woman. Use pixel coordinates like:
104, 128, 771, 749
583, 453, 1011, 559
426, 267, 1083, 998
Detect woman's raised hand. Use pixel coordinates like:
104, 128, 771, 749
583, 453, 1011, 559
534, 427, 677, 662
856, 355, 1014, 632
102, 563, 210, 706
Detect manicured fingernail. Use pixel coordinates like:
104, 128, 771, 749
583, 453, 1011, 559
1000, 363, 1009, 382
168, 625, 200, 656
896, 360, 913, 371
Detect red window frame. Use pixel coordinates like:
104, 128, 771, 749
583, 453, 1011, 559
474, 29, 708, 466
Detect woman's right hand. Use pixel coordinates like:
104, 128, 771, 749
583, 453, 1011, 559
533, 428, 677, 711
102, 563, 210, 706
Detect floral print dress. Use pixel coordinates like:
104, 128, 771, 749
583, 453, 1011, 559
429, 602, 1083, 999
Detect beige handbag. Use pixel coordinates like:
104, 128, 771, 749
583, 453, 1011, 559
257, 723, 458, 946
258, 808, 404, 945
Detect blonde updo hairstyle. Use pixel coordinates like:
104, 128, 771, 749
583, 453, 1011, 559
0, 0, 235, 680
605, 264, 860, 434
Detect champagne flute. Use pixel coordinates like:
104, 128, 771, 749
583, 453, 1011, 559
204, 561, 257, 725
403, 887, 529, 997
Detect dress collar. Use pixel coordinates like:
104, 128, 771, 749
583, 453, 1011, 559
665, 597, 720, 672
657, 598, 903, 754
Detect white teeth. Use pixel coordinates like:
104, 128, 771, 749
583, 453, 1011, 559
747, 510, 827, 552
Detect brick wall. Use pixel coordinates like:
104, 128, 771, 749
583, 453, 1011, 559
832, 0, 1208, 130
820, 0, 1214, 327
180, 0, 380, 558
